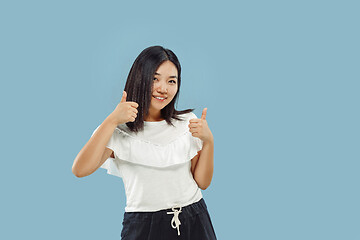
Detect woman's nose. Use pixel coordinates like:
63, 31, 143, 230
156, 82, 167, 93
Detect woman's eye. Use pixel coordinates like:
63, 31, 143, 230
153, 78, 176, 84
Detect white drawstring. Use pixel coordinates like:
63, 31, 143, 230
167, 206, 182, 236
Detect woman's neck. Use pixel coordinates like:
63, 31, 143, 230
144, 112, 164, 122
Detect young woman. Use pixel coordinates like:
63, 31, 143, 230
72, 45, 217, 239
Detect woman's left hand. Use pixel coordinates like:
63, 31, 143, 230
188, 108, 214, 143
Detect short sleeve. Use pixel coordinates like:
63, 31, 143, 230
91, 125, 122, 178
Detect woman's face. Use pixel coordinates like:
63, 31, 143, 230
149, 60, 178, 112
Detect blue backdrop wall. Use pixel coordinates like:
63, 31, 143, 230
0, 0, 359, 239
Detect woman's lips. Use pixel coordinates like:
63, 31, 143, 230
153, 96, 166, 101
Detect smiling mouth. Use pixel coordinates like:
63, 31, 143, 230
153, 96, 167, 101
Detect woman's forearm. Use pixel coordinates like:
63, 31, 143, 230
193, 138, 214, 190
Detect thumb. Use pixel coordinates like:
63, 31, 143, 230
120, 91, 127, 103
201, 108, 207, 120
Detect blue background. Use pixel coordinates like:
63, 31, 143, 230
1, 0, 359, 239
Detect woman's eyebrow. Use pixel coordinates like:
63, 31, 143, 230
154, 72, 178, 79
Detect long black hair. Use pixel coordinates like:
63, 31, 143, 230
123, 45, 194, 133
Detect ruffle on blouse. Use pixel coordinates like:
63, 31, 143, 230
90, 112, 203, 177
110, 127, 203, 168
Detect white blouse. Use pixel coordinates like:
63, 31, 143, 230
91, 111, 204, 212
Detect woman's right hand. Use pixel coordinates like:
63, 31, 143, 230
109, 91, 139, 125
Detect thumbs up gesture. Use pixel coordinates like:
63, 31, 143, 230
109, 91, 139, 125
188, 108, 214, 143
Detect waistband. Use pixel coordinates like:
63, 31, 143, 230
123, 198, 207, 221
123, 198, 208, 236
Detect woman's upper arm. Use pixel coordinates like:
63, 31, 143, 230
96, 147, 114, 169
191, 150, 201, 174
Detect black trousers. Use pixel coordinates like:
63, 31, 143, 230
121, 198, 217, 240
